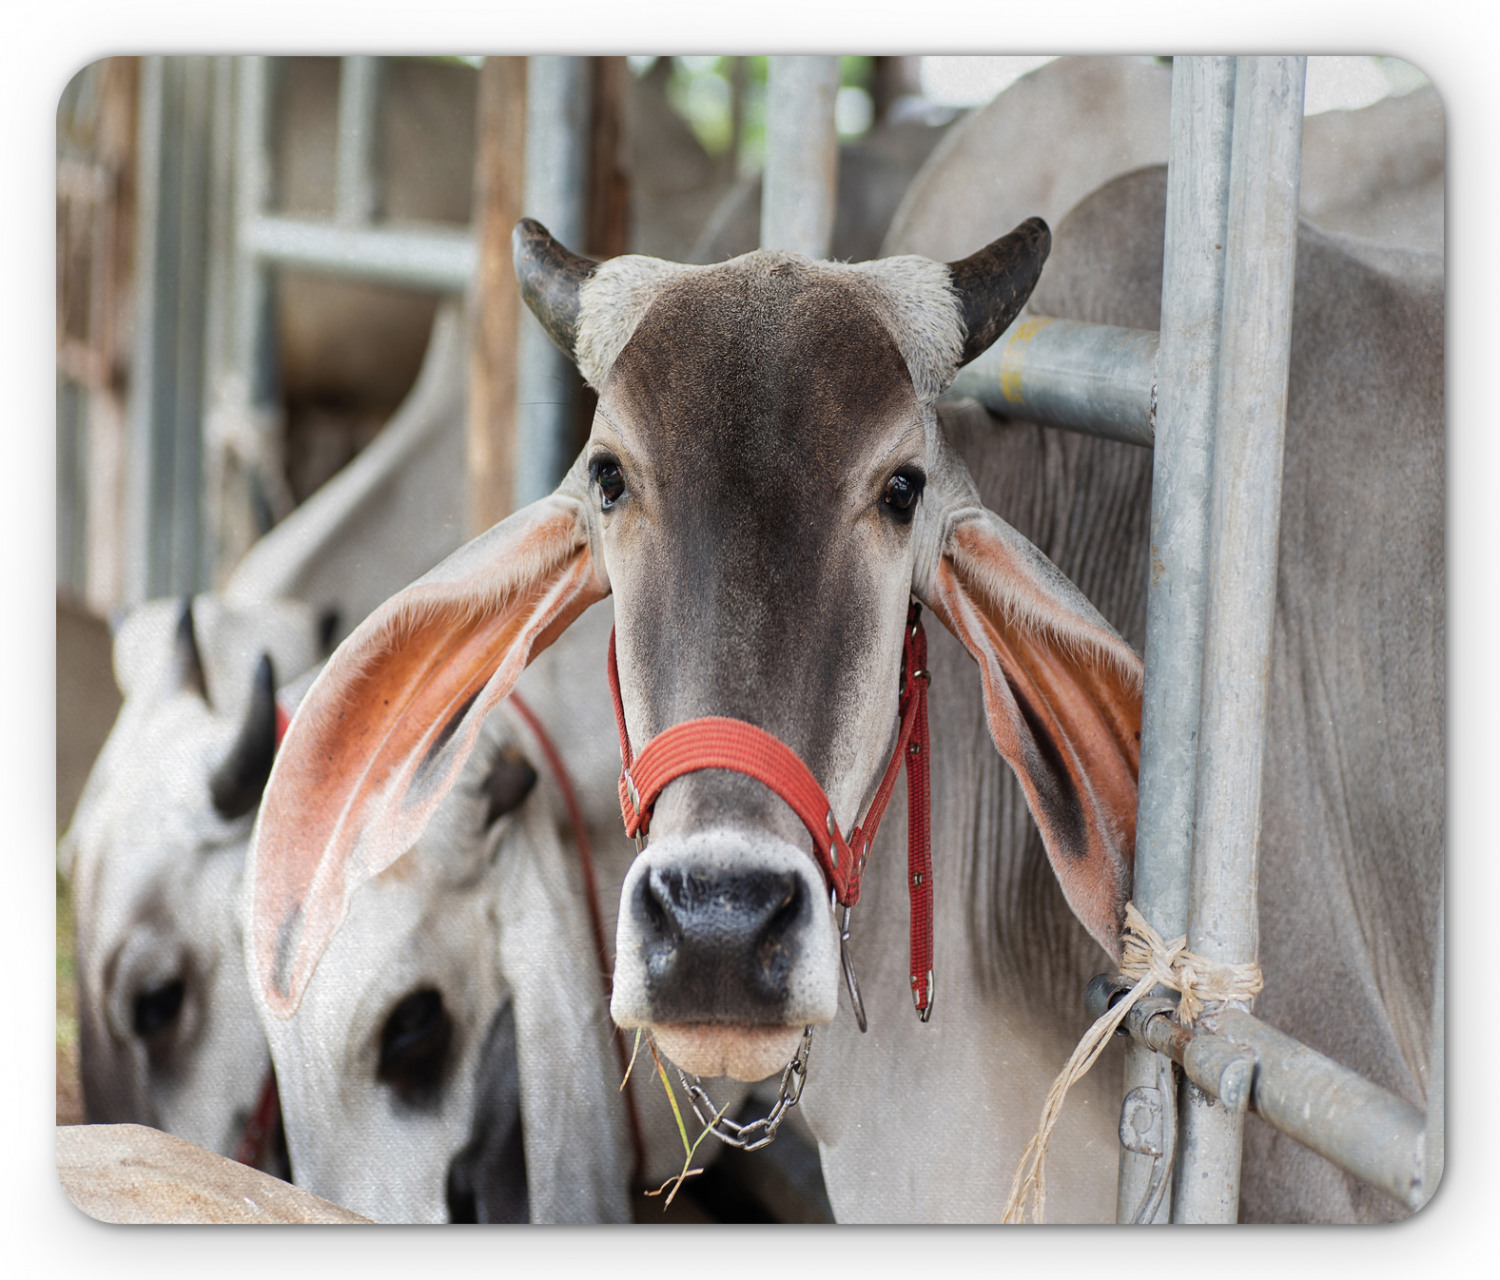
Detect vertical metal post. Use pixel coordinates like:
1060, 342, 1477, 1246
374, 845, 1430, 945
233, 57, 279, 419
514, 55, 591, 507
168, 57, 212, 595
761, 56, 840, 257
123, 55, 166, 607
1117, 55, 1236, 1224
123, 56, 214, 604
1171, 55, 1306, 1224
335, 56, 383, 226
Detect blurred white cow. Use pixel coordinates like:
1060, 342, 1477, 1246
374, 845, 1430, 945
61, 594, 322, 1167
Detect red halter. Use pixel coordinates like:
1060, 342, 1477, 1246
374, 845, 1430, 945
607, 602, 935, 1020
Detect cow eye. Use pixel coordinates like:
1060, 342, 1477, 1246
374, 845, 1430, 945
882, 468, 925, 522
133, 977, 186, 1039
591, 458, 626, 510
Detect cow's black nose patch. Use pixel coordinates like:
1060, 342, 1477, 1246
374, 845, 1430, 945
636, 865, 804, 1023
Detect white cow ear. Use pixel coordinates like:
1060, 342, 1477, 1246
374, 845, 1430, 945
249, 465, 609, 1019
918, 503, 1142, 960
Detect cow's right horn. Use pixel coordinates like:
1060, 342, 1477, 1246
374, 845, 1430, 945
947, 216, 1052, 368
173, 596, 209, 704
210, 652, 278, 821
513, 218, 598, 359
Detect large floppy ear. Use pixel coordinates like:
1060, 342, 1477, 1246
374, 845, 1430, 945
920, 501, 1143, 960
250, 468, 608, 1018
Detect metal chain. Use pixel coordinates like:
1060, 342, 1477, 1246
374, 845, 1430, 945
674, 1026, 813, 1152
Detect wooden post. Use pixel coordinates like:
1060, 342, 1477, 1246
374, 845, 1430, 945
466, 57, 527, 537
588, 56, 630, 260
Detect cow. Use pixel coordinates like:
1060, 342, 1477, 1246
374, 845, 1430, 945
257, 600, 753, 1223
240, 197, 1140, 1217
60, 594, 323, 1168
246, 130, 1442, 1223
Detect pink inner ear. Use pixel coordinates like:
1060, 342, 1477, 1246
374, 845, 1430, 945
251, 501, 606, 1018
927, 525, 1142, 959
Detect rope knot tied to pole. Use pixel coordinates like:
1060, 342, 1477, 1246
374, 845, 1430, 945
1001, 902, 1264, 1223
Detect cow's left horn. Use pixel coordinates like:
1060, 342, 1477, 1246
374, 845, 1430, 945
210, 652, 278, 821
513, 218, 598, 359
947, 216, 1052, 368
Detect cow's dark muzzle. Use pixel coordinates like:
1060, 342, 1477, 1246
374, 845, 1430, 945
611, 832, 841, 1080
636, 864, 804, 1022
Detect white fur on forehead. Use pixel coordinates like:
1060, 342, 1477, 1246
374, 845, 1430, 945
574, 249, 967, 403
574, 254, 699, 390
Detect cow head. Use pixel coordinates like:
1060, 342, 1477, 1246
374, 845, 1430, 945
63, 596, 321, 1156
260, 704, 539, 1223
249, 223, 1142, 1086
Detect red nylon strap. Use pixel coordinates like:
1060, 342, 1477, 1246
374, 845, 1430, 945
507, 691, 648, 1190
606, 603, 935, 1019
234, 1065, 282, 1169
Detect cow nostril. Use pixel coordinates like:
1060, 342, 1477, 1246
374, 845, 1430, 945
640, 866, 690, 946
757, 878, 803, 969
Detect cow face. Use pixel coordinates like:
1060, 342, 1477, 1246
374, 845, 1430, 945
249, 226, 1143, 1090
64, 597, 320, 1157
261, 713, 533, 1223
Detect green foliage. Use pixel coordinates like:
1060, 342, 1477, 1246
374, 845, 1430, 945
639, 56, 876, 178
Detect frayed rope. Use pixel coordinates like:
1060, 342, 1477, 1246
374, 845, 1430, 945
1001, 902, 1263, 1224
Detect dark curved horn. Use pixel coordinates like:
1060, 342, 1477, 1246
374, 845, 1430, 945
210, 652, 278, 820
512, 218, 598, 359
947, 216, 1052, 367
174, 595, 209, 704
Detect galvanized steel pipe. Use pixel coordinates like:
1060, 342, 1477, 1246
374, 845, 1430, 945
946, 316, 1157, 447
1173, 55, 1306, 1225
241, 215, 478, 293
335, 56, 383, 225
761, 56, 840, 257
1217, 1009, 1427, 1211
515, 55, 591, 507
1116, 54, 1238, 1224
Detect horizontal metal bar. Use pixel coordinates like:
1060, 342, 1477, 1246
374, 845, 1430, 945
945, 316, 1158, 447
1086, 978, 1428, 1210
1217, 1008, 1427, 1212
240, 215, 476, 292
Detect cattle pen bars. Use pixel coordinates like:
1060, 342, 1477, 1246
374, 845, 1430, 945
762, 54, 1441, 1222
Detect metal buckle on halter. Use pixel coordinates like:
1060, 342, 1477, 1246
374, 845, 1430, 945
912, 969, 935, 1023
834, 890, 868, 1033
623, 769, 646, 852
